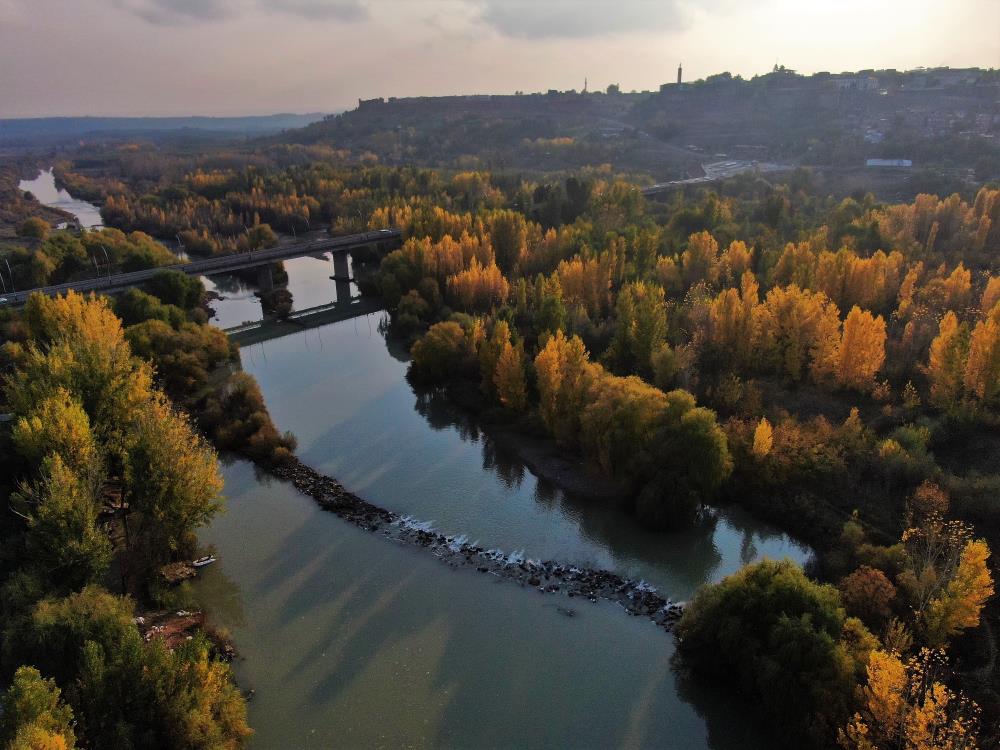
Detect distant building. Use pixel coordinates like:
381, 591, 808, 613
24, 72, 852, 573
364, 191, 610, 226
834, 75, 879, 92
866, 158, 912, 168
358, 97, 385, 109
677, 64, 683, 86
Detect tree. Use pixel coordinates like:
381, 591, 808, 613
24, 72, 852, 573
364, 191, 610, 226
922, 539, 993, 647
9, 292, 155, 448
963, 315, 1000, 406
752, 417, 773, 458
704, 272, 759, 374
19, 587, 250, 749
144, 270, 204, 310
124, 395, 223, 571
840, 649, 981, 750
126, 320, 233, 403
114, 288, 186, 329
907, 481, 949, 527
839, 566, 896, 628
199, 371, 296, 464
533, 331, 594, 444
677, 559, 875, 746
17, 217, 50, 240
0, 666, 76, 750
410, 321, 469, 383
898, 519, 994, 647
533, 274, 566, 335
487, 210, 528, 274
11, 388, 101, 484
493, 341, 527, 411
681, 231, 720, 287
755, 285, 841, 383
447, 259, 509, 312
833, 307, 887, 392
926, 312, 969, 409
607, 282, 667, 378
15, 454, 112, 592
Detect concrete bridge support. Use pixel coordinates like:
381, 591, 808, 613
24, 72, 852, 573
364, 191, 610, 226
257, 265, 275, 292
332, 251, 352, 304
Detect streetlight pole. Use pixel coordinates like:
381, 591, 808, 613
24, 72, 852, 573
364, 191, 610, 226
100, 246, 112, 284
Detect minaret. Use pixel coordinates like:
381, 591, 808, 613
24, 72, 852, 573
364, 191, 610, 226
677, 64, 683, 86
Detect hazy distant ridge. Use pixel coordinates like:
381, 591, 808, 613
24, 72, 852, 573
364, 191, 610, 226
0, 113, 329, 140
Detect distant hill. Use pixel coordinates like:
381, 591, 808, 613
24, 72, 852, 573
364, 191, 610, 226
0, 113, 330, 144
271, 68, 1000, 181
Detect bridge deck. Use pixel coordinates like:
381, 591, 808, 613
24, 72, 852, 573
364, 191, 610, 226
1, 229, 402, 305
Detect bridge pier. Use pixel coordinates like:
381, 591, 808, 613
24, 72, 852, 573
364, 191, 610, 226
257, 265, 275, 292
332, 251, 352, 304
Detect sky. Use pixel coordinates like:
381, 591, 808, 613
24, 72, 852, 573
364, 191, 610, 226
1, 0, 998, 118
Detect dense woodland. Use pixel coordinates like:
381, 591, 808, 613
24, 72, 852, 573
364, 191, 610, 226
0, 265, 296, 748
3, 141, 1000, 748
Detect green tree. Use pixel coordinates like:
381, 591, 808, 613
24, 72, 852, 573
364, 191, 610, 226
124, 395, 223, 571
144, 271, 204, 310
114, 289, 186, 329
15, 455, 111, 592
677, 559, 874, 746
410, 321, 469, 383
0, 666, 76, 749
607, 282, 667, 378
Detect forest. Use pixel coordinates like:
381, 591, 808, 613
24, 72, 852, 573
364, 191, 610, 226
2, 140, 999, 749
0, 261, 298, 748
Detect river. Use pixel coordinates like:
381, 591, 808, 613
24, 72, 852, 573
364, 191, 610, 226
28, 178, 811, 749
193, 291, 810, 749
18, 168, 105, 229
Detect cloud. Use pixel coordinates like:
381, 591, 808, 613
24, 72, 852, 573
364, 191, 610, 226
114, 0, 368, 25
471, 0, 698, 39
113, 0, 235, 25
262, 0, 368, 21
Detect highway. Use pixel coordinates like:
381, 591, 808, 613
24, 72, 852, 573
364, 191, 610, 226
1, 229, 402, 304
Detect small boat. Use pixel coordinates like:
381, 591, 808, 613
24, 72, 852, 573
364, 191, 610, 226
191, 555, 217, 568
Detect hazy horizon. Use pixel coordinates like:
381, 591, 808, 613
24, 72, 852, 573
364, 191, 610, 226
2, 0, 998, 119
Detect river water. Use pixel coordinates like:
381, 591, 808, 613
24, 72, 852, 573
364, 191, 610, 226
193, 287, 809, 749
28, 180, 811, 749
18, 168, 104, 229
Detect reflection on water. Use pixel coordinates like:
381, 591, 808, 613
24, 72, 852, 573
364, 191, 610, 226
192, 460, 771, 749
18, 168, 104, 229
203, 253, 362, 329
235, 297, 810, 600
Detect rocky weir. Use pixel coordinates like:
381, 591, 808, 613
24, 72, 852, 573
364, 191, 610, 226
266, 456, 685, 631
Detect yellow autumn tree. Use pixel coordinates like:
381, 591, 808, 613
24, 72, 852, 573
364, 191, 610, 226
755, 285, 841, 383
834, 307, 887, 392
980, 276, 1000, 315
923, 539, 994, 646
705, 272, 759, 373
533, 331, 595, 444
752, 417, 773, 458
898, 518, 995, 647
926, 312, 969, 409
493, 340, 527, 411
839, 649, 981, 750
963, 316, 1000, 406
681, 231, 720, 287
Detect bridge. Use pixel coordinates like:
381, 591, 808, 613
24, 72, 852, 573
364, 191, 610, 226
1, 229, 403, 305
